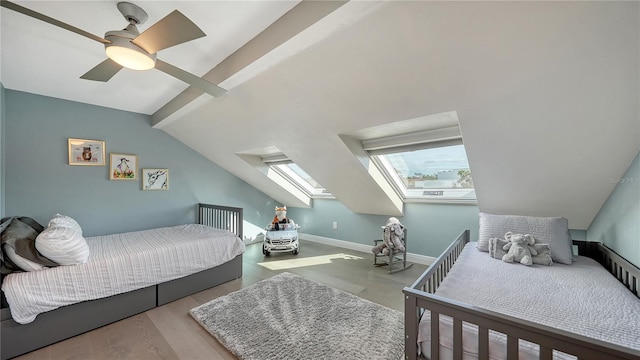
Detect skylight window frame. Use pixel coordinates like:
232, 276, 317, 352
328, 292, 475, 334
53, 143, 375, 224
364, 129, 477, 204
264, 158, 334, 199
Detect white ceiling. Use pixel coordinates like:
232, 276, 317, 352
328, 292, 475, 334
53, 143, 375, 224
0, 0, 300, 114
2, 1, 639, 230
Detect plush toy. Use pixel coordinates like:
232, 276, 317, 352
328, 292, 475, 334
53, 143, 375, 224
372, 217, 406, 256
502, 231, 538, 266
531, 244, 553, 266
270, 206, 292, 230
490, 236, 553, 266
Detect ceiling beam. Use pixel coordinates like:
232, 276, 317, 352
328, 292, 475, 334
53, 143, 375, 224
151, 0, 348, 127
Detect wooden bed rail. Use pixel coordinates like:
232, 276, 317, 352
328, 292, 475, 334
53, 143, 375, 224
198, 203, 243, 239
597, 243, 640, 298
404, 230, 469, 360
403, 288, 638, 360
573, 240, 639, 298
402, 232, 640, 360
408, 230, 470, 295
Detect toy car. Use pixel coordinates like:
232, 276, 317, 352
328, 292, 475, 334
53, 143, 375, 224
262, 222, 300, 256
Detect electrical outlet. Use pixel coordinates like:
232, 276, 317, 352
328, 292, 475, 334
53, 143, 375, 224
333, 221, 337, 229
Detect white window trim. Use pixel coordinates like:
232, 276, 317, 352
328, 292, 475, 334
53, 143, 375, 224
262, 154, 334, 199
363, 126, 462, 154
270, 164, 334, 199
364, 127, 477, 204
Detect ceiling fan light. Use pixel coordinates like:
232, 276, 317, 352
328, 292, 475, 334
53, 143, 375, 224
105, 32, 156, 71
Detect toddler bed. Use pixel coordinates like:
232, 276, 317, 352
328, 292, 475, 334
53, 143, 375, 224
1, 203, 244, 360
403, 213, 640, 360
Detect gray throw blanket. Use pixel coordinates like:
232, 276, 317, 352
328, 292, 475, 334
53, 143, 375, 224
1, 217, 58, 274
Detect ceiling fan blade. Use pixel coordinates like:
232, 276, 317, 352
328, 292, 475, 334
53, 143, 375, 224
155, 59, 226, 97
0, 0, 109, 44
80, 59, 123, 82
132, 10, 205, 54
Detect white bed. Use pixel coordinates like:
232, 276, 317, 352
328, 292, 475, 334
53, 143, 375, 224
2, 223, 245, 324
416, 242, 640, 359
1, 203, 245, 360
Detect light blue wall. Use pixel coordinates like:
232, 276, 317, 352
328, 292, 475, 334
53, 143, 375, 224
3, 88, 480, 256
587, 150, 640, 267
287, 199, 480, 257
6, 88, 636, 264
4, 90, 276, 237
569, 230, 587, 241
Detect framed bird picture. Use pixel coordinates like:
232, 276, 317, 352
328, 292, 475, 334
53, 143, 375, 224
109, 153, 138, 180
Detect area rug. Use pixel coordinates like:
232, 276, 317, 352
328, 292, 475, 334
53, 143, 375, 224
190, 272, 404, 360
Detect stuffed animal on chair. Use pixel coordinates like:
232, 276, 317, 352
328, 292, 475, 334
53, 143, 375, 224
372, 217, 405, 256
502, 231, 538, 266
271, 206, 292, 230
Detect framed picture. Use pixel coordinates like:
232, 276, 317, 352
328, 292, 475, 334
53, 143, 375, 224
68, 138, 105, 166
142, 168, 169, 190
109, 153, 138, 180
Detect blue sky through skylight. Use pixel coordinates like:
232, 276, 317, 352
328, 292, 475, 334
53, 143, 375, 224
385, 145, 470, 177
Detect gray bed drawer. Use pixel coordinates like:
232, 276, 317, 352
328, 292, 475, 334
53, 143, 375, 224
1, 285, 156, 360
157, 254, 242, 306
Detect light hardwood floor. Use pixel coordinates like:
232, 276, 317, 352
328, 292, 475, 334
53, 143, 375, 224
14, 240, 427, 360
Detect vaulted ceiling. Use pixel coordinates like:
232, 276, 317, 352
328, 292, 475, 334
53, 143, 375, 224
2, 1, 638, 229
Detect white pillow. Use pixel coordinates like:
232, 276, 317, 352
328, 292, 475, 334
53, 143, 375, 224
36, 222, 90, 265
48, 214, 83, 235
477, 212, 573, 265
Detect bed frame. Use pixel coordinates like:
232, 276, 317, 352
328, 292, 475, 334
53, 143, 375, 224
403, 230, 640, 360
1, 203, 243, 360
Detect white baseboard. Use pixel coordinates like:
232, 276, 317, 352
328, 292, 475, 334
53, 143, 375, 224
300, 233, 435, 266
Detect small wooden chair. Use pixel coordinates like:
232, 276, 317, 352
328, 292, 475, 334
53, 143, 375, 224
373, 227, 413, 274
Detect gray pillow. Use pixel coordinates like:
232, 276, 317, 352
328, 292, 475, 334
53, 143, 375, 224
1, 217, 58, 273
488, 237, 509, 259
477, 213, 573, 265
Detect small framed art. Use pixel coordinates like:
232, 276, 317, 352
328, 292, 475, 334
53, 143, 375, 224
142, 168, 169, 190
109, 153, 138, 180
68, 138, 105, 166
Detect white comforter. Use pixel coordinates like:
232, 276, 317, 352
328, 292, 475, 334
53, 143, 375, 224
418, 242, 640, 359
2, 224, 246, 324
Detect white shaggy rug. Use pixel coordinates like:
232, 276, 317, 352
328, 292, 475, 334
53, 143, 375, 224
190, 272, 404, 360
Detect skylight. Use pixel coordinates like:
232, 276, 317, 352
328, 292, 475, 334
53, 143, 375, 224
269, 162, 333, 198
371, 144, 476, 202
356, 115, 476, 203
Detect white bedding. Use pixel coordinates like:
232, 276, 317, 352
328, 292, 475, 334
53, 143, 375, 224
418, 242, 640, 359
2, 224, 246, 324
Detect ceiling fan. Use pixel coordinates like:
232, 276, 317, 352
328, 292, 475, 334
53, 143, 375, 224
1, 0, 226, 97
